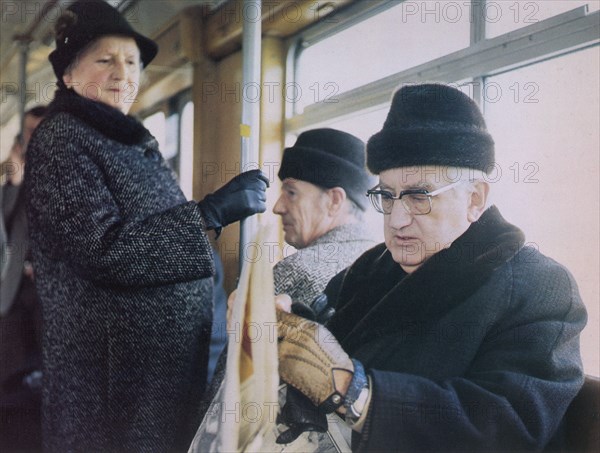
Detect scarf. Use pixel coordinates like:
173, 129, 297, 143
328, 206, 525, 356
47, 88, 151, 146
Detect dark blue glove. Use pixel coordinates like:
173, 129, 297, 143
198, 169, 269, 233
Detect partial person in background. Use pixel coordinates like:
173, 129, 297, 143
273, 128, 376, 311
0, 106, 46, 185
1, 106, 46, 452
276, 83, 587, 452
25, 1, 267, 452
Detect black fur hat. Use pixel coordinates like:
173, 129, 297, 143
367, 84, 495, 174
49, 0, 158, 82
278, 128, 373, 211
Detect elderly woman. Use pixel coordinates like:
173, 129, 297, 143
24, 1, 267, 451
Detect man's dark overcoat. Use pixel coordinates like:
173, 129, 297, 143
25, 89, 214, 452
327, 206, 587, 452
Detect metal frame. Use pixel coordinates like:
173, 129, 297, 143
240, 0, 262, 266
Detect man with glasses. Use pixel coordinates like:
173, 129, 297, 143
275, 83, 586, 451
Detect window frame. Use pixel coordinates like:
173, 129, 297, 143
285, 0, 599, 132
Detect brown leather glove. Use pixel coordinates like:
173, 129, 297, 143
277, 310, 354, 412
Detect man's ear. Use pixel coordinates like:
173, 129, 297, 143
467, 180, 489, 223
327, 187, 347, 216
62, 72, 72, 89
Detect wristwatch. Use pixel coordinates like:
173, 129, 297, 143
343, 359, 370, 425
346, 381, 370, 425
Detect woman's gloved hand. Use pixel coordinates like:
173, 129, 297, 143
198, 169, 269, 232
276, 310, 354, 412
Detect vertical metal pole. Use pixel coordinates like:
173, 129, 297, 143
470, 0, 486, 108
239, 0, 262, 270
18, 40, 29, 142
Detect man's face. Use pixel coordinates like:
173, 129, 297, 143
379, 166, 478, 273
273, 178, 332, 249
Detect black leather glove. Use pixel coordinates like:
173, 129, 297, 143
291, 293, 336, 324
198, 169, 269, 233
276, 386, 328, 444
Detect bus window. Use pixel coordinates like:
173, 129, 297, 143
295, 1, 470, 113
143, 111, 167, 157
484, 46, 600, 374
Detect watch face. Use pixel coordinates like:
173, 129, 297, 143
348, 404, 362, 420
346, 385, 369, 425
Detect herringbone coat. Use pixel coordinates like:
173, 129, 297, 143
25, 88, 214, 452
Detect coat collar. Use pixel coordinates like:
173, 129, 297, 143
311, 223, 376, 247
48, 88, 151, 146
328, 206, 525, 354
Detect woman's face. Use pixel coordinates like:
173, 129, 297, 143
62, 35, 141, 115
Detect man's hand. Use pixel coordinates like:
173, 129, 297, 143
275, 294, 292, 312
277, 310, 354, 412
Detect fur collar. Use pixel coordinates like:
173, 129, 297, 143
328, 206, 525, 354
48, 88, 151, 146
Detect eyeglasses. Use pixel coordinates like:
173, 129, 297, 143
366, 180, 465, 215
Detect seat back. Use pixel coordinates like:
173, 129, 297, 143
564, 374, 600, 452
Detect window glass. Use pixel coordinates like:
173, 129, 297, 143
486, 0, 600, 39
296, 1, 471, 112
179, 101, 194, 200
484, 46, 599, 374
326, 107, 389, 142
143, 111, 167, 155
164, 113, 179, 162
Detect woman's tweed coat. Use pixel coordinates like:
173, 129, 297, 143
326, 206, 587, 452
25, 89, 214, 452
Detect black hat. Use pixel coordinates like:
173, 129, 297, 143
367, 84, 495, 174
278, 128, 373, 211
49, 0, 158, 81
